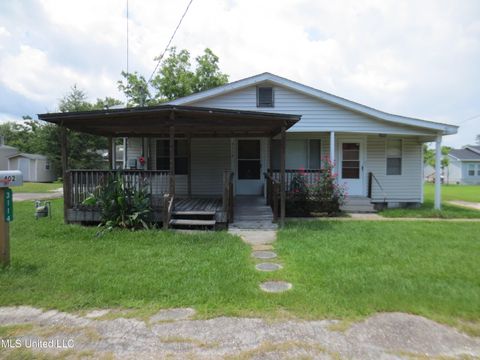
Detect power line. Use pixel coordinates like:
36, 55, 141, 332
458, 113, 480, 125
148, 0, 194, 82
126, 0, 129, 74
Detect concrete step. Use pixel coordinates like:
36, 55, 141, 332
172, 211, 216, 216
169, 219, 216, 226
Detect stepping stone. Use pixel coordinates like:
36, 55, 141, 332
255, 263, 283, 272
252, 251, 277, 259
252, 244, 273, 251
150, 308, 196, 322
260, 281, 292, 293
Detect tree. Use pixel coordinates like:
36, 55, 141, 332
118, 47, 229, 106
423, 144, 450, 169
1, 86, 123, 177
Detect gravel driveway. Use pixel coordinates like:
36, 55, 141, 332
0, 306, 479, 359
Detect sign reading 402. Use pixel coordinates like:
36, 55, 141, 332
0, 171, 23, 188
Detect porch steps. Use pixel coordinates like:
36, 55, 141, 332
169, 219, 216, 226
229, 196, 277, 230
341, 196, 377, 213
172, 211, 216, 216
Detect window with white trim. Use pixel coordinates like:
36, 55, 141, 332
386, 139, 402, 175
468, 163, 475, 176
256, 87, 274, 107
477, 164, 480, 176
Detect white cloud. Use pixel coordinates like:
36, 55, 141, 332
0, 0, 478, 146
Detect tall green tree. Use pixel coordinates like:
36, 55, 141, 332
423, 144, 450, 169
118, 47, 229, 106
0, 86, 122, 177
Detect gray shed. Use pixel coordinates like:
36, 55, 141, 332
8, 153, 56, 182
0, 136, 19, 170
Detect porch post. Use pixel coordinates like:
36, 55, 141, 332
434, 134, 442, 210
269, 137, 273, 177
169, 125, 175, 195
107, 137, 113, 169
187, 133, 192, 196
60, 126, 70, 224
280, 126, 286, 227
330, 131, 335, 164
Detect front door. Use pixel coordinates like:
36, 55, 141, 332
236, 139, 263, 195
338, 140, 364, 195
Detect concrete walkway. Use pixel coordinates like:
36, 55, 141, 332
448, 200, 480, 211
13, 191, 63, 202
0, 306, 479, 359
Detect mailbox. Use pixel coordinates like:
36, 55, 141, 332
0, 171, 23, 188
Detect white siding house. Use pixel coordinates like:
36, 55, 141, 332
122, 73, 457, 208
447, 146, 480, 184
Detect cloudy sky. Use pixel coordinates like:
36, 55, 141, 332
0, 0, 479, 147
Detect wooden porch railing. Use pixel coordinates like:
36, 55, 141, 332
223, 170, 234, 222
67, 169, 170, 209
264, 172, 280, 222
162, 193, 174, 229
268, 169, 324, 191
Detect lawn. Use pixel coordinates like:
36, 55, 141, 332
1, 199, 479, 332
380, 183, 480, 218
13, 181, 62, 193
424, 183, 480, 202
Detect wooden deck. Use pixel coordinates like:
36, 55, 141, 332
173, 197, 222, 213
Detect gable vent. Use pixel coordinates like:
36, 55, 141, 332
257, 87, 274, 107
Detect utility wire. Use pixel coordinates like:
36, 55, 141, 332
457, 113, 480, 125
148, 0, 194, 82
126, 0, 129, 74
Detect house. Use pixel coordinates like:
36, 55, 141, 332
446, 145, 480, 184
8, 153, 56, 182
0, 136, 19, 170
38, 72, 458, 227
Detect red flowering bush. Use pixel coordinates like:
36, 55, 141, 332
285, 158, 348, 216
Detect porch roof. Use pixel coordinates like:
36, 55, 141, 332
38, 105, 300, 137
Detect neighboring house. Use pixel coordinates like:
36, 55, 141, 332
39, 72, 458, 226
423, 164, 436, 182
97, 144, 125, 169
8, 153, 56, 182
0, 136, 20, 170
447, 145, 480, 184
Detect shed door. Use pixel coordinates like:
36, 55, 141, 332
18, 158, 30, 181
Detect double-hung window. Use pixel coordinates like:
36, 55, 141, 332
386, 139, 402, 175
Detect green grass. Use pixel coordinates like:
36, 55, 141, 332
1, 199, 479, 330
12, 182, 62, 193
380, 183, 480, 218
424, 183, 480, 202
275, 220, 480, 326
0, 199, 266, 317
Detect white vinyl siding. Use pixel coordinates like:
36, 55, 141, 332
366, 136, 422, 202
189, 85, 438, 136
191, 138, 231, 195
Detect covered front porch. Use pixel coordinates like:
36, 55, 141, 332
39, 105, 300, 228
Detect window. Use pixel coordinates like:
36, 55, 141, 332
238, 140, 261, 179
308, 139, 321, 169
386, 139, 402, 175
257, 87, 274, 107
468, 164, 475, 176
45, 161, 50, 170
156, 139, 188, 174
477, 164, 480, 176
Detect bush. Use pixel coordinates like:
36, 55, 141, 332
83, 173, 153, 230
285, 159, 348, 217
